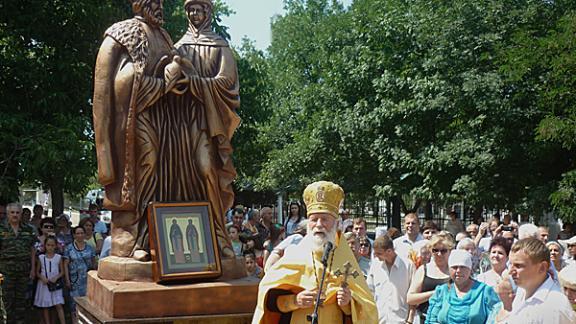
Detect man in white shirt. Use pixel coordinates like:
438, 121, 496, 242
367, 235, 415, 324
496, 238, 576, 323
393, 212, 423, 259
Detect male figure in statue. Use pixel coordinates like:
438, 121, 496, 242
169, 0, 241, 258
92, 0, 186, 260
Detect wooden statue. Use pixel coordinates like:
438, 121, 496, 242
92, 0, 239, 261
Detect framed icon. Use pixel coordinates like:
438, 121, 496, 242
148, 201, 222, 282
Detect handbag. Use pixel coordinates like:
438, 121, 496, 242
44, 255, 64, 292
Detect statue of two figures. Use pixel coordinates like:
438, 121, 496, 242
92, 0, 240, 270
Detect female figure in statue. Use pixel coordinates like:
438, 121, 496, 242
166, 0, 240, 257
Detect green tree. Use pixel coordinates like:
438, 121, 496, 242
0, 0, 232, 214
500, 7, 576, 222
251, 0, 576, 224
233, 39, 273, 191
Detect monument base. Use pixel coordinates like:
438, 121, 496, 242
77, 297, 252, 324
98, 256, 154, 282
97, 256, 246, 282
82, 271, 259, 322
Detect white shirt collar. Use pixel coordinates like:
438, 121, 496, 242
526, 275, 556, 303
401, 233, 423, 244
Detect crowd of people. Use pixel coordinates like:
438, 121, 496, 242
2, 193, 576, 323
0, 203, 106, 324
246, 189, 576, 323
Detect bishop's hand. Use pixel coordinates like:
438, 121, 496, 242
337, 286, 351, 306
295, 289, 317, 308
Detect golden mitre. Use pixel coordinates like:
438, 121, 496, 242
303, 181, 344, 218
184, 0, 213, 8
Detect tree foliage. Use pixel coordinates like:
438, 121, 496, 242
0, 0, 231, 213
237, 0, 576, 222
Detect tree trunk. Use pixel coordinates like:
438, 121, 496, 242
386, 200, 392, 228
425, 200, 433, 220
411, 199, 422, 213
49, 181, 64, 217
472, 204, 483, 224
392, 195, 402, 229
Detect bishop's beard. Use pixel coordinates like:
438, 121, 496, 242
308, 226, 337, 253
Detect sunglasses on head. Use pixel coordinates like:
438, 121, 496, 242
432, 248, 448, 254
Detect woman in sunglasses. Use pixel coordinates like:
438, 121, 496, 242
358, 237, 372, 276
35, 218, 57, 255
408, 233, 453, 323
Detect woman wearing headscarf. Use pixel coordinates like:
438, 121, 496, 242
547, 241, 568, 272
426, 250, 500, 323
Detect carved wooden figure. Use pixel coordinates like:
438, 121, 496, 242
92, 0, 239, 261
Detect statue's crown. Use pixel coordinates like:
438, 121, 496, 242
303, 181, 344, 218
185, 0, 213, 9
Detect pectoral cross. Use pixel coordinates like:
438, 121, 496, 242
333, 261, 360, 288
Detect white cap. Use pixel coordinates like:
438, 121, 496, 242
448, 250, 472, 269
558, 263, 576, 290
564, 235, 576, 246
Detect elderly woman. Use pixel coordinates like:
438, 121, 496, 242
457, 237, 485, 274
477, 237, 511, 288
547, 241, 568, 272
408, 233, 453, 323
426, 250, 500, 323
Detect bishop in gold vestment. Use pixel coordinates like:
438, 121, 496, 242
252, 181, 377, 324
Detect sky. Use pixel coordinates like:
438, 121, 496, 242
221, 0, 353, 51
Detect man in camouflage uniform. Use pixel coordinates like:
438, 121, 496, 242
0, 203, 36, 324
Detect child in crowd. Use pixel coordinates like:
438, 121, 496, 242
245, 238, 265, 268
34, 236, 66, 324
245, 251, 263, 279
228, 226, 244, 257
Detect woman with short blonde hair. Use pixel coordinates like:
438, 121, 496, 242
408, 233, 454, 323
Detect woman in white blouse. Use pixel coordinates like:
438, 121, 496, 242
476, 236, 511, 288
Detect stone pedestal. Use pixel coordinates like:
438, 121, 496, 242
97, 256, 246, 282
80, 271, 259, 322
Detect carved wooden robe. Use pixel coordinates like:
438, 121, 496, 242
92, 17, 176, 256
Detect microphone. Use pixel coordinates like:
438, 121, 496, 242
321, 241, 333, 266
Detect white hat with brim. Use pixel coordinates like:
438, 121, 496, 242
558, 263, 576, 290
564, 235, 576, 246
448, 250, 472, 269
